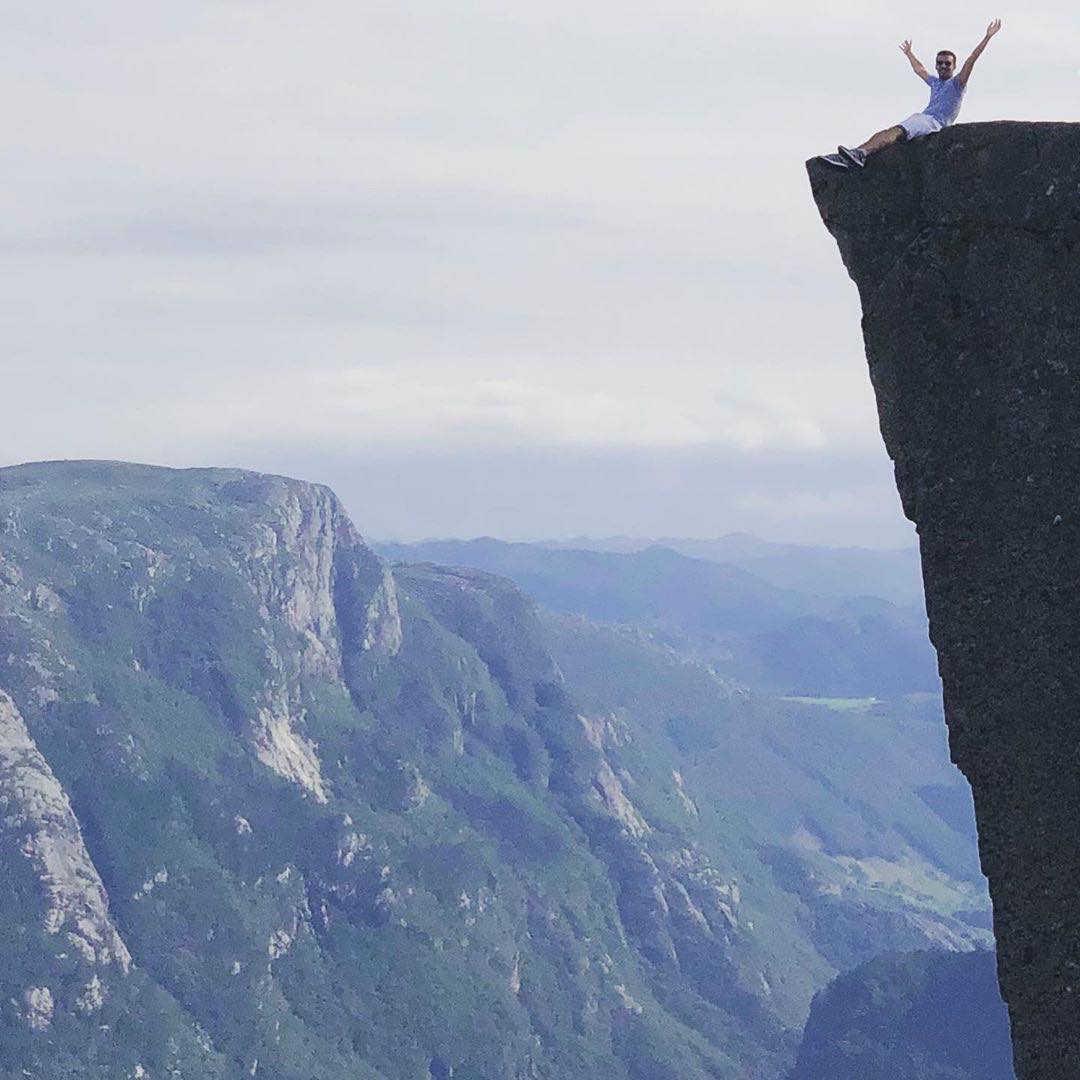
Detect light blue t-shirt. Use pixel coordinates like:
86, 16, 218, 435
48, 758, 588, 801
923, 75, 965, 126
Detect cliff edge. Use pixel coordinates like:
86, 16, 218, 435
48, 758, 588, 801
808, 121, 1080, 1079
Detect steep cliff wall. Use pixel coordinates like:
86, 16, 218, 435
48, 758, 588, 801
808, 121, 1080, 1079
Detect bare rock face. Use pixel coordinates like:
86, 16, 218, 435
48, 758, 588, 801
221, 473, 403, 801
808, 121, 1080, 1078
0, 689, 130, 971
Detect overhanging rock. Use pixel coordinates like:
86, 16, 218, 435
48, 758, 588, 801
808, 120, 1080, 1080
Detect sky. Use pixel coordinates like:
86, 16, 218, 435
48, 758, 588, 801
2, 2, 1074, 545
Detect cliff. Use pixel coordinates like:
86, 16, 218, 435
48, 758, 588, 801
808, 121, 1080, 1079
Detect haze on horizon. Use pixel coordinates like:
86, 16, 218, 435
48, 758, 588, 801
3, 2, 1073, 545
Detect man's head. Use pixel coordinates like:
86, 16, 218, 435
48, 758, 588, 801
935, 51, 957, 78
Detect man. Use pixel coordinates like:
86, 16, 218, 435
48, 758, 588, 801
822, 19, 1002, 168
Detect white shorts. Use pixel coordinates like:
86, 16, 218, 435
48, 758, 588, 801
899, 112, 943, 140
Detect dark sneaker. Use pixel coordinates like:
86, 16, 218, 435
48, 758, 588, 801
819, 152, 851, 168
838, 145, 867, 167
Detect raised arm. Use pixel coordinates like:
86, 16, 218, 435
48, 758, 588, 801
899, 40, 931, 82
958, 19, 1002, 87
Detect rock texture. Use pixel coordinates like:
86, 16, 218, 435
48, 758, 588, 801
0, 689, 130, 972
808, 121, 1080, 1079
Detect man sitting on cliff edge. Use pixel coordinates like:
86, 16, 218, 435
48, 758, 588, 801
822, 19, 1002, 168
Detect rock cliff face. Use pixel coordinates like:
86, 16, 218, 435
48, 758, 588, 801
0, 689, 130, 971
808, 121, 1080, 1079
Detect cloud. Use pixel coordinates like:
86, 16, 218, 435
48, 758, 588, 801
4, 0, 1061, 541
70, 368, 829, 454
0, 183, 591, 258
736, 488, 879, 525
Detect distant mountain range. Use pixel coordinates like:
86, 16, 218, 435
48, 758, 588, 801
535, 534, 925, 609
375, 538, 937, 698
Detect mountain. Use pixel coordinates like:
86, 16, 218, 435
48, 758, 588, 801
810, 120, 1080, 1076
537, 535, 924, 609
0, 461, 988, 1078
790, 949, 1014, 1080
541, 616, 989, 964
374, 539, 937, 697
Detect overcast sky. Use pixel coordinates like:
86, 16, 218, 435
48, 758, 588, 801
2, 2, 1072, 545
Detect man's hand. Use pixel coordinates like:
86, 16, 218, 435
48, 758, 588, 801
900, 39, 931, 82
958, 18, 1002, 86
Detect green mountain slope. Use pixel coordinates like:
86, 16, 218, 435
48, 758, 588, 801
0, 462, 988, 1078
543, 617, 988, 971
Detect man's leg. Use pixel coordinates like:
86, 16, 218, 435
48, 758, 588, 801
858, 125, 906, 155
837, 124, 905, 167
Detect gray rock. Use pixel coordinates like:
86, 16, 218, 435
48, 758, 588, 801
0, 689, 130, 971
808, 121, 1080, 1079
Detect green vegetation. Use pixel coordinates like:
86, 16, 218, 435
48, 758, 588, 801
0, 463, 995, 1078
